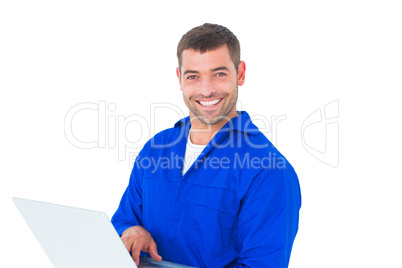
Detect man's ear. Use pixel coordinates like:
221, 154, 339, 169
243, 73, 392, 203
237, 61, 246, 86
176, 67, 182, 90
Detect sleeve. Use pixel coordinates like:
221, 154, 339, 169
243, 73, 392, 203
228, 164, 301, 268
111, 145, 148, 236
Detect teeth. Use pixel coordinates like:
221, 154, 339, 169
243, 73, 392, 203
199, 99, 221, 107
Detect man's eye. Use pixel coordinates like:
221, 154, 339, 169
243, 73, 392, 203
216, 72, 226, 77
187, 75, 197, 80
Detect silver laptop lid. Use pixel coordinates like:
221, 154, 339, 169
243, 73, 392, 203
13, 197, 195, 268
13, 197, 136, 268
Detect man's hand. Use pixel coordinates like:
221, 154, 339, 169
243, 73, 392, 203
121, 226, 162, 266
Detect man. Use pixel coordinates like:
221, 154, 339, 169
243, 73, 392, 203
112, 23, 301, 268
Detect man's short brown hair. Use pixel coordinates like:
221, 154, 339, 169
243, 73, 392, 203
177, 23, 241, 71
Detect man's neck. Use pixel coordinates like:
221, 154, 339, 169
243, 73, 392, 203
189, 111, 238, 145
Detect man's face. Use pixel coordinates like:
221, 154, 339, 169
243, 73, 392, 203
177, 45, 245, 126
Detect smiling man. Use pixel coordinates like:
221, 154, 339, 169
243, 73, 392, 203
112, 23, 301, 268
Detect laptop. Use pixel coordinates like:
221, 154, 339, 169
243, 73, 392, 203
13, 197, 195, 268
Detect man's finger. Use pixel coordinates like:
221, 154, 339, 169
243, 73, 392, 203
131, 243, 142, 266
148, 241, 162, 262
121, 235, 133, 254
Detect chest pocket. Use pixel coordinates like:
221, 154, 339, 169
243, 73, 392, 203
189, 185, 237, 256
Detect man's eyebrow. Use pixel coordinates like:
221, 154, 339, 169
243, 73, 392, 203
183, 70, 199, 75
212, 66, 230, 72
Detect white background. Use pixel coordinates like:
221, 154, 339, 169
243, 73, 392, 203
1, 1, 401, 267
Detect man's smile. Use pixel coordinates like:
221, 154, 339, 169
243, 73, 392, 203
196, 98, 223, 107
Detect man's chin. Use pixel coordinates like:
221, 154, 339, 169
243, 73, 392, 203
194, 114, 228, 126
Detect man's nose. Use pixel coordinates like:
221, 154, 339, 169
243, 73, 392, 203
198, 77, 216, 97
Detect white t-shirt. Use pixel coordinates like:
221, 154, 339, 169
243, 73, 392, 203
182, 131, 206, 175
